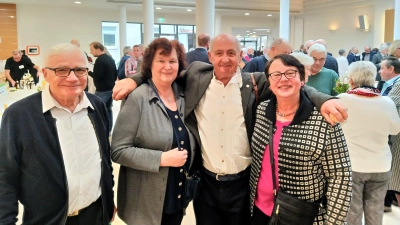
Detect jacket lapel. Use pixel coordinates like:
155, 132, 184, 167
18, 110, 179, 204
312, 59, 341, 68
240, 73, 253, 117
185, 70, 213, 117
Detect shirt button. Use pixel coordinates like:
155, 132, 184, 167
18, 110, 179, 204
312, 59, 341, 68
180, 169, 183, 172
179, 182, 182, 186
223, 96, 225, 98
221, 129, 223, 131
178, 127, 182, 131
221, 145, 223, 148
222, 160, 224, 162
178, 195, 181, 199
181, 141, 184, 145
222, 112, 224, 114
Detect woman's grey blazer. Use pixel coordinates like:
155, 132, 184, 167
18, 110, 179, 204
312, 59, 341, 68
111, 82, 196, 225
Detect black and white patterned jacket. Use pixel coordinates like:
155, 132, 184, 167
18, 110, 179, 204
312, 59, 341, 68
249, 91, 352, 225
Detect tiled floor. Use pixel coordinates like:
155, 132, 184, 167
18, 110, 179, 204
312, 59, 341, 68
15, 100, 400, 224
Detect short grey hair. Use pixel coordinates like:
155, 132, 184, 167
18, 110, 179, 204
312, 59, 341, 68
379, 43, 388, 52
308, 43, 327, 56
338, 49, 346, 56
122, 46, 131, 55
347, 61, 376, 87
241, 47, 248, 55
290, 52, 314, 67
44, 43, 87, 67
12, 49, 22, 55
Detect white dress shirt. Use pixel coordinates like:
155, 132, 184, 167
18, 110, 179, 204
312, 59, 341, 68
195, 67, 252, 174
336, 56, 349, 77
42, 86, 101, 214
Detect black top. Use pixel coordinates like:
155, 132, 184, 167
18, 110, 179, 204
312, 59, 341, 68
4, 56, 35, 81
88, 54, 117, 92
162, 107, 191, 214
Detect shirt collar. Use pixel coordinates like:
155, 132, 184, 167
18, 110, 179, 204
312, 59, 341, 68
385, 74, 400, 86
212, 66, 243, 88
42, 85, 94, 113
264, 53, 271, 61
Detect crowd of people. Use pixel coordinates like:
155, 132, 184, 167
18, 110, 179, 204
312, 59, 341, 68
1, 33, 400, 225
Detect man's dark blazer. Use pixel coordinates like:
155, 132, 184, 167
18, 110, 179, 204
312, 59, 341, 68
372, 53, 384, 81
347, 52, 360, 64
362, 51, 376, 62
323, 54, 339, 74
185, 48, 210, 65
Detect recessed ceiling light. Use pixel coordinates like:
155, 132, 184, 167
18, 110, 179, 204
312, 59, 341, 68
187, 9, 192, 11
246, 30, 249, 32
253, 31, 256, 33
267, 14, 272, 17
245, 13, 250, 16
156, 7, 162, 9
75, 1, 81, 4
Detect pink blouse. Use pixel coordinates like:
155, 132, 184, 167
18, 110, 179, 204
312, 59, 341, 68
254, 120, 291, 216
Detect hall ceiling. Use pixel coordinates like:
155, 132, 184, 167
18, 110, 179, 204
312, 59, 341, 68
0, 0, 371, 17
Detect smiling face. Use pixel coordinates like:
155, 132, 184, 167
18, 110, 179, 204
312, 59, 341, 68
151, 48, 179, 86
310, 51, 326, 74
268, 58, 302, 101
208, 34, 242, 83
44, 49, 88, 103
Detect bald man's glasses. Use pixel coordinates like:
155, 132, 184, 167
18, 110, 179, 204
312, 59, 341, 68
46, 67, 88, 77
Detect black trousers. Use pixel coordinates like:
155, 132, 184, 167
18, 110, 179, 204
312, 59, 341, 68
251, 205, 270, 225
65, 197, 103, 225
161, 209, 184, 225
193, 170, 251, 225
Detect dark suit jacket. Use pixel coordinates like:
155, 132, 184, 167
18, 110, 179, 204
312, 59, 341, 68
185, 48, 210, 65
372, 53, 384, 81
362, 51, 376, 62
323, 55, 339, 74
347, 52, 360, 64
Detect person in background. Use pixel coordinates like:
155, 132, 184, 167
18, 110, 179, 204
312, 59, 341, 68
0, 43, 116, 224
125, 44, 143, 78
306, 43, 338, 95
117, 46, 132, 80
314, 39, 339, 74
111, 38, 195, 225
338, 61, 400, 225
290, 52, 314, 82
337, 49, 349, 77
71, 39, 93, 63
388, 40, 400, 59
186, 33, 211, 65
362, 45, 376, 62
242, 47, 251, 63
249, 54, 352, 224
89, 41, 117, 132
4, 50, 41, 87
347, 47, 361, 65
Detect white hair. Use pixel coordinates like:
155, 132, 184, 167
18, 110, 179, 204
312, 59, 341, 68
379, 43, 388, 52
122, 46, 132, 55
308, 43, 327, 56
347, 61, 376, 87
242, 47, 248, 55
44, 43, 87, 67
290, 52, 314, 67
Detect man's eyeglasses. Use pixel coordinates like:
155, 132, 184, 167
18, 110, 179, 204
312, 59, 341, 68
313, 58, 326, 63
46, 67, 88, 77
268, 70, 298, 81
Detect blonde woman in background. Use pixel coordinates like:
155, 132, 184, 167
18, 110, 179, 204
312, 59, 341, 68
388, 40, 400, 59
290, 52, 314, 82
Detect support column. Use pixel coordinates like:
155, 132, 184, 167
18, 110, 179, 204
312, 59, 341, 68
215, 12, 221, 37
196, 0, 215, 39
143, 0, 154, 46
119, 5, 127, 56
279, 0, 290, 40
394, 0, 400, 40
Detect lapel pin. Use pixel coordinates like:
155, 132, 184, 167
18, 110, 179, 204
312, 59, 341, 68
246, 84, 250, 88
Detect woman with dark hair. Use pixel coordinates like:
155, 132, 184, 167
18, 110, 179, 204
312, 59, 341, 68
249, 54, 352, 224
111, 38, 195, 225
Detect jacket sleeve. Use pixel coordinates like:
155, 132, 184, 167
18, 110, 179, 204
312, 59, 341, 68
321, 124, 352, 224
0, 108, 21, 224
110, 93, 163, 172
88, 57, 104, 79
243, 61, 257, 73
388, 82, 400, 112
303, 85, 337, 110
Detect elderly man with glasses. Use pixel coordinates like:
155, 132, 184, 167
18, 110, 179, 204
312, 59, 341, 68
0, 43, 116, 225
306, 43, 339, 95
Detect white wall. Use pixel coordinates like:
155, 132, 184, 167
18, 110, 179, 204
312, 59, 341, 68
16, 4, 197, 67
295, 4, 376, 57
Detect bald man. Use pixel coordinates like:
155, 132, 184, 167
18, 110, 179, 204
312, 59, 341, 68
243, 38, 291, 73
4, 50, 41, 87
112, 33, 349, 225
185, 33, 211, 65
71, 39, 93, 63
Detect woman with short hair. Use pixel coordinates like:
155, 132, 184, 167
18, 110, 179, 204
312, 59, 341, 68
338, 61, 400, 225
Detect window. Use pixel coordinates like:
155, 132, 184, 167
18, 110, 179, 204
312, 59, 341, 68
102, 26, 117, 47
